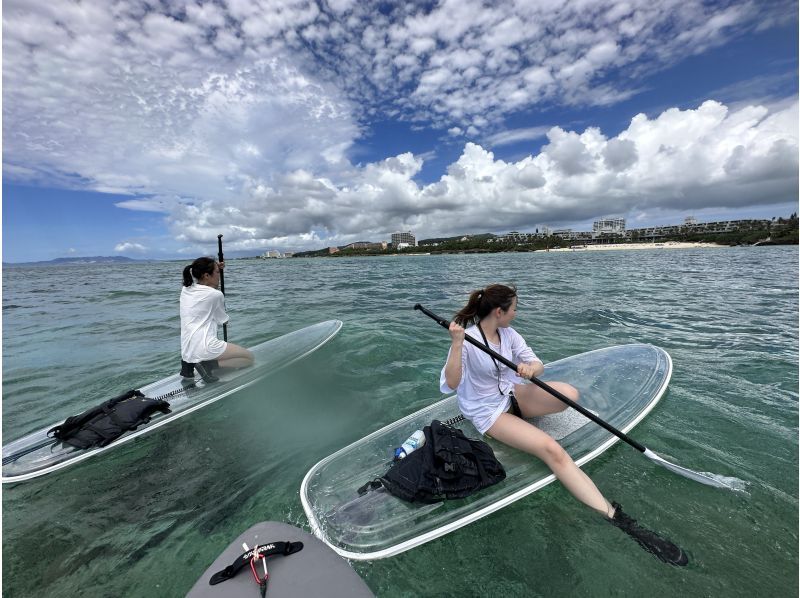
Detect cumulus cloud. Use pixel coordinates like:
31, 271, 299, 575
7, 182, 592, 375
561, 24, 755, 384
603, 139, 638, 171
115, 242, 147, 253
3, 0, 797, 254
166, 98, 796, 248
411, 100, 797, 232
543, 129, 598, 176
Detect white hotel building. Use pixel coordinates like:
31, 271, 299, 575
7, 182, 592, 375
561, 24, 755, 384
391, 231, 417, 248
592, 217, 626, 236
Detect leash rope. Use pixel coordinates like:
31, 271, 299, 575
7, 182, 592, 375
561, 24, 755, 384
151, 381, 196, 402
442, 413, 465, 427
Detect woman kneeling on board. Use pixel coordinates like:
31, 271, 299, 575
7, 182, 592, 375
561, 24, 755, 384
180, 257, 254, 382
441, 284, 687, 566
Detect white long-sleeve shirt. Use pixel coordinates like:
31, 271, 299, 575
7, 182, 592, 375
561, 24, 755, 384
440, 325, 541, 434
180, 284, 229, 362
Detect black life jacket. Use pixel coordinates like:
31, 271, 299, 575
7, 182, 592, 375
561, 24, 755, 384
359, 420, 506, 503
47, 389, 171, 450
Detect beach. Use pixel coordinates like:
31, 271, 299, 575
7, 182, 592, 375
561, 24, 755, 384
548, 241, 727, 251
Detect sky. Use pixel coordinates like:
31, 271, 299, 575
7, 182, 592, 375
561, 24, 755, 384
2, 0, 798, 262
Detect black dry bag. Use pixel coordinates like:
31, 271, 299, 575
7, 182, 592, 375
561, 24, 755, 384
48, 390, 171, 450
360, 420, 506, 503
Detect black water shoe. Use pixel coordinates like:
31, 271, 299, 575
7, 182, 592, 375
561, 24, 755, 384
180, 360, 195, 378
609, 502, 689, 566
194, 362, 219, 383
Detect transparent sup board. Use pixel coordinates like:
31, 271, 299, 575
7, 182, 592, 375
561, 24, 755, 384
3, 320, 342, 483
301, 344, 672, 560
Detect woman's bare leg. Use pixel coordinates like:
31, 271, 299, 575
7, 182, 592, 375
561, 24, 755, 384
512, 381, 579, 417
218, 343, 254, 369
487, 412, 614, 517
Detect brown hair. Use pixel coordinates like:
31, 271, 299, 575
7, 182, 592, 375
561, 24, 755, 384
453, 284, 517, 326
182, 257, 217, 287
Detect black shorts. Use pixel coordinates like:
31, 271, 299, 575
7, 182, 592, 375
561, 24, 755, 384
508, 392, 522, 418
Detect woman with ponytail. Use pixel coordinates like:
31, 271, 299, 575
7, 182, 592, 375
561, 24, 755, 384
180, 257, 253, 381
440, 284, 688, 565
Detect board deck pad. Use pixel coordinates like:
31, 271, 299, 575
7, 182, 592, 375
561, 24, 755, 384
3, 320, 342, 483
532, 407, 596, 440
301, 344, 671, 560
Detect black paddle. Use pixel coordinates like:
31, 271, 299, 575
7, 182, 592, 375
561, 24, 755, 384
414, 303, 737, 490
217, 234, 228, 342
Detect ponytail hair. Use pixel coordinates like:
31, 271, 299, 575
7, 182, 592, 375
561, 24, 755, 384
182, 256, 216, 287
453, 284, 517, 327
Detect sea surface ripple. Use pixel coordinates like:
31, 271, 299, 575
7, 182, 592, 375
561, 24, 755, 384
3, 246, 798, 597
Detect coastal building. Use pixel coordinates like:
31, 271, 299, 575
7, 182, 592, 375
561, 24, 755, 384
593, 217, 626, 236
627, 218, 770, 240
342, 241, 388, 251
685, 219, 768, 233
260, 250, 283, 258
505, 231, 531, 242
302, 215, 777, 256
490, 231, 529, 243
391, 231, 416, 247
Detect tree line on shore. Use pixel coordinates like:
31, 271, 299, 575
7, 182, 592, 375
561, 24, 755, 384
292, 214, 798, 258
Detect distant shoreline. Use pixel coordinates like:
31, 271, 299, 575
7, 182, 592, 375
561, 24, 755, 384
547, 241, 727, 252
307, 240, 734, 257
289, 240, 775, 258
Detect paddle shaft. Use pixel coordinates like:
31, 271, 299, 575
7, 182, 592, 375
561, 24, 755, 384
217, 234, 228, 341
414, 304, 648, 453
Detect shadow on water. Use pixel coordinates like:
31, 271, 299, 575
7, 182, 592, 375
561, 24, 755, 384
3, 349, 373, 597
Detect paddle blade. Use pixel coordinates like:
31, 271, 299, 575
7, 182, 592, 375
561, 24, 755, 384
643, 449, 747, 492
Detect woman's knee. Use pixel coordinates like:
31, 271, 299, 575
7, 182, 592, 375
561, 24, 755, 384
223, 343, 253, 362
540, 435, 570, 468
552, 382, 579, 404
238, 347, 255, 364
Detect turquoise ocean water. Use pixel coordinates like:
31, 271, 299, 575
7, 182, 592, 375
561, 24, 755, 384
2, 247, 798, 597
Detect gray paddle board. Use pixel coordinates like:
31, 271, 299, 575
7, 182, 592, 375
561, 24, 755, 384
187, 521, 373, 597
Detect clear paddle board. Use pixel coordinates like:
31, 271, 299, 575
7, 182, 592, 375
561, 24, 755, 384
301, 343, 671, 560
3, 320, 342, 483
